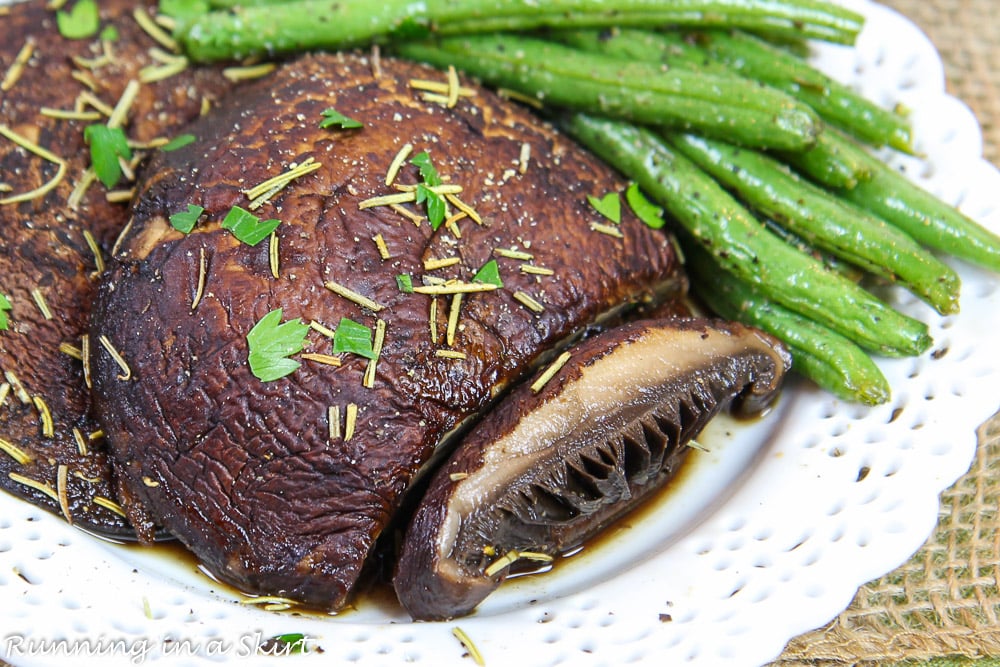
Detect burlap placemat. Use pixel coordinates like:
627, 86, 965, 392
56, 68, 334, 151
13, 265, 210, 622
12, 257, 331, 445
774, 1, 1000, 664
877, 0, 999, 166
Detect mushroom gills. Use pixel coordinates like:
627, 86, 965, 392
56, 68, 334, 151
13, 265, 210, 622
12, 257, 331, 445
393, 317, 791, 620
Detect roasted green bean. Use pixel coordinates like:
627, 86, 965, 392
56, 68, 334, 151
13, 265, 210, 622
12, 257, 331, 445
175, 0, 864, 62
561, 113, 932, 357
397, 35, 820, 151
668, 133, 960, 314
686, 244, 891, 405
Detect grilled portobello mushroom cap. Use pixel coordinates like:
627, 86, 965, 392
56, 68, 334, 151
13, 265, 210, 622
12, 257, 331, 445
0, 0, 233, 537
89, 51, 685, 609
394, 317, 791, 620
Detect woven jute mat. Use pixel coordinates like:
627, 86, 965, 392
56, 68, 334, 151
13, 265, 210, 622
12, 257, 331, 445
773, 1, 1000, 664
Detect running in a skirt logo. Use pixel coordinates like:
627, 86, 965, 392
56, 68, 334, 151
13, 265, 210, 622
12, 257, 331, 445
2, 631, 319, 663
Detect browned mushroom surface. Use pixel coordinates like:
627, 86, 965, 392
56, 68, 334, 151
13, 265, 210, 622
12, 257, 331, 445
0, 0, 233, 537
88, 52, 685, 609
393, 317, 791, 620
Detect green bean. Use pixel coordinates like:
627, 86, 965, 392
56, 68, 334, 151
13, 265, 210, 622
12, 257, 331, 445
551, 28, 912, 153
823, 129, 1000, 272
396, 35, 821, 151
761, 218, 866, 282
685, 244, 890, 405
548, 29, 875, 188
175, 0, 864, 62
551, 31, 872, 189
550, 28, 723, 69
779, 129, 873, 189
680, 30, 914, 153
667, 133, 961, 314
560, 113, 932, 357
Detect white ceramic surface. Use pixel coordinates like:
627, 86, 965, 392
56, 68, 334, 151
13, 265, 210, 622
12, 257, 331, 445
2, 1, 999, 666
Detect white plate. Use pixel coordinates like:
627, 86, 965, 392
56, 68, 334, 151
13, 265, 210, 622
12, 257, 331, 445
2, 1, 999, 665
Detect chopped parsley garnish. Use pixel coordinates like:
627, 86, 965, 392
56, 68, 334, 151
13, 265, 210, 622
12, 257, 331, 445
416, 184, 447, 230
221, 206, 281, 246
161, 133, 196, 152
57, 0, 100, 39
0, 294, 12, 331
587, 191, 622, 224
260, 633, 311, 655
472, 259, 503, 288
391, 16, 432, 41
396, 274, 414, 293
410, 151, 442, 187
410, 151, 446, 229
246, 308, 309, 382
157, 0, 209, 21
332, 317, 376, 360
169, 204, 204, 234
99, 25, 120, 42
319, 108, 363, 130
84, 125, 132, 189
625, 183, 666, 229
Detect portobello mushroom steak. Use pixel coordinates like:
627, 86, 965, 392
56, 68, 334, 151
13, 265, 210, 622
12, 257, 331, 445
396, 317, 791, 620
89, 51, 700, 610
0, 0, 233, 537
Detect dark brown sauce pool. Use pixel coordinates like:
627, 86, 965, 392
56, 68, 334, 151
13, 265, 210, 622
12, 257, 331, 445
103, 443, 708, 621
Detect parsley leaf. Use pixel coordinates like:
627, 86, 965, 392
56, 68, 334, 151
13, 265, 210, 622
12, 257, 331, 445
261, 633, 311, 655
587, 192, 622, 224
84, 125, 132, 189
221, 206, 281, 246
0, 294, 12, 331
57, 0, 100, 39
472, 259, 503, 288
161, 133, 196, 152
246, 308, 309, 382
410, 151, 442, 186
396, 274, 414, 293
319, 108, 363, 130
391, 16, 432, 41
409, 152, 446, 228
625, 183, 666, 229
99, 25, 120, 42
415, 183, 446, 230
332, 317, 376, 360
169, 204, 204, 234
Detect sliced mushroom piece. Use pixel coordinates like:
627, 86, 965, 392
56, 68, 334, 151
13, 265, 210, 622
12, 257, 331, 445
393, 317, 791, 620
